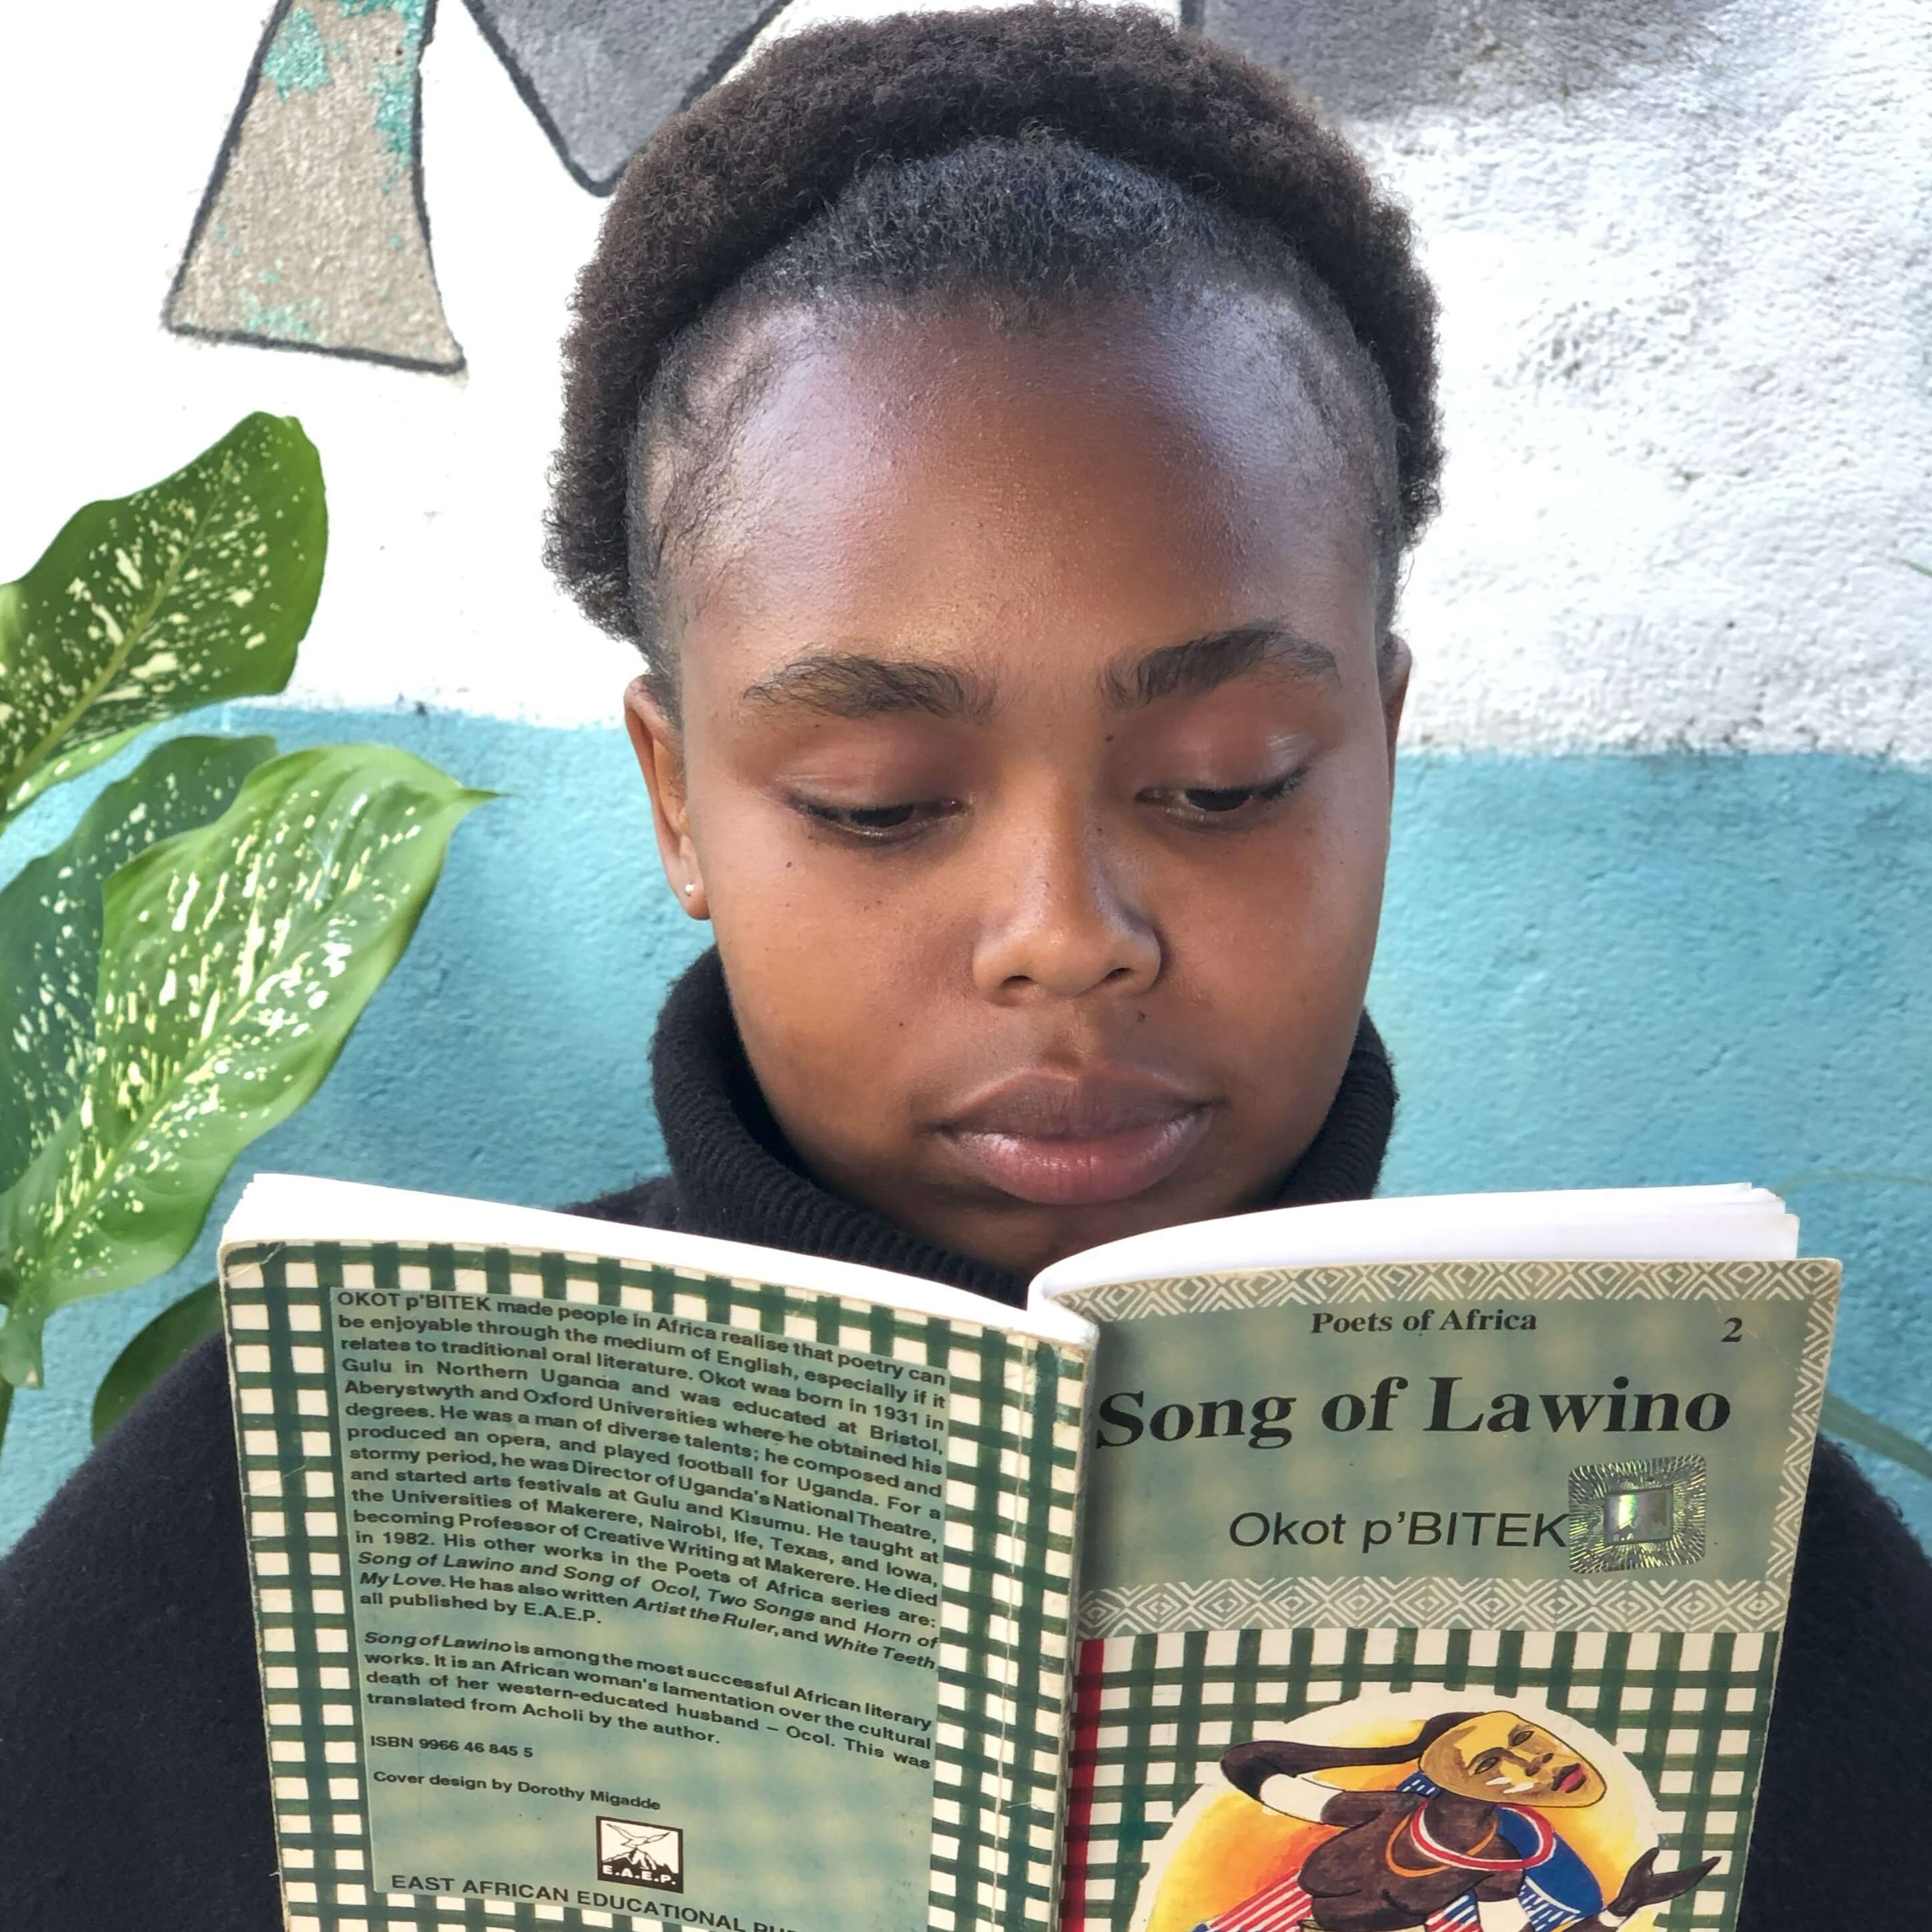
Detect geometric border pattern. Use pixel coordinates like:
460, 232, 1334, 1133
222, 1239, 1087, 1932
1074, 1574, 1791, 1642
1057, 1259, 1838, 1617
1055, 1259, 1841, 1325
1060, 1624, 1781, 1932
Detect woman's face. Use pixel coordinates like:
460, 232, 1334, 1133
627, 299, 1406, 1276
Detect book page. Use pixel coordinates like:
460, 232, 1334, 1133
220, 1236, 1086, 1932
1030, 1185, 1799, 1289
1049, 1258, 1837, 1932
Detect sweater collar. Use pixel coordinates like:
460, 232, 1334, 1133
649, 947, 1395, 1306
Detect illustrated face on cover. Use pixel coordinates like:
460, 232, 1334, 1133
1131, 1685, 1716, 1932
1419, 1710, 1608, 1807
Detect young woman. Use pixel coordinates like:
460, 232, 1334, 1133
2, 11, 1926, 1930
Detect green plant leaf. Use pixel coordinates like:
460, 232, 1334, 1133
0, 413, 325, 828
0, 735, 276, 1199
0, 744, 491, 1386
1822, 1389, 1932, 1484
90, 1279, 219, 1445
1, 725, 148, 825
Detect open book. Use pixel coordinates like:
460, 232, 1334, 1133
216, 1177, 1835, 1932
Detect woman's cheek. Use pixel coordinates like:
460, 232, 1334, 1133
711, 816, 934, 1025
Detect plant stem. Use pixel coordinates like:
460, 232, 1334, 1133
1822, 1389, 1932, 1484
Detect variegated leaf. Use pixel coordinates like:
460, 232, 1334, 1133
1, 725, 149, 825
0, 744, 491, 1385
0, 413, 324, 827
0, 735, 276, 1199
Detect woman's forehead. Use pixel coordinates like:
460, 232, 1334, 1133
715, 294, 1359, 517
673, 300, 1378, 683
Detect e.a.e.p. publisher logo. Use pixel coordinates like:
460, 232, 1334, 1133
597, 1816, 683, 1893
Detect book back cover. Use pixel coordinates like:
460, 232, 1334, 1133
219, 1231, 1086, 1932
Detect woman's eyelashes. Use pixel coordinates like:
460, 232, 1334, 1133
1140, 767, 1307, 826
785, 767, 1307, 845
791, 795, 965, 840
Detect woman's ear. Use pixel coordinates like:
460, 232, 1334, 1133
623, 674, 709, 919
1380, 633, 1412, 782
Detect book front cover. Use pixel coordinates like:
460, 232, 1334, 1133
220, 1239, 1085, 1932
1052, 1259, 1838, 1932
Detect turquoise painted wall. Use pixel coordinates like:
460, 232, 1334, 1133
1, 709, 1925, 1554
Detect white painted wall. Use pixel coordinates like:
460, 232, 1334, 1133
1346, 0, 1932, 757
2, 0, 1927, 753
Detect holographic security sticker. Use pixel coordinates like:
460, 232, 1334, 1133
1567, 1455, 1708, 1573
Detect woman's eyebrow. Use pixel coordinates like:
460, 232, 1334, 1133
735, 619, 1337, 721
1105, 621, 1341, 707
737, 651, 996, 721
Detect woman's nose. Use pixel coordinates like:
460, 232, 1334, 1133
969, 807, 1161, 1004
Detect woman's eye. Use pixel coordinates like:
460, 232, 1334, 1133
1183, 786, 1261, 814
793, 797, 961, 841
1144, 769, 1303, 824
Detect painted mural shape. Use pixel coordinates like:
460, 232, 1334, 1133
464, 0, 792, 194
168, 0, 462, 372
166, 0, 799, 370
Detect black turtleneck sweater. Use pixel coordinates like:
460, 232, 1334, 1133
1, 949, 1926, 1930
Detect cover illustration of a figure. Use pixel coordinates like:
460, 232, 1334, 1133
1137, 1692, 1714, 1932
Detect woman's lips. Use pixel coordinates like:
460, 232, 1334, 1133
1552, 1762, 1586, 1794
938, 1073, 1214, 1207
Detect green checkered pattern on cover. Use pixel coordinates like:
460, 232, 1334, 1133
1066, 1624, 1779, 1932
222, 1240, 1084, 1932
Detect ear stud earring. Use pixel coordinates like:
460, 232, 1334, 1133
683, 882, 695, 896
